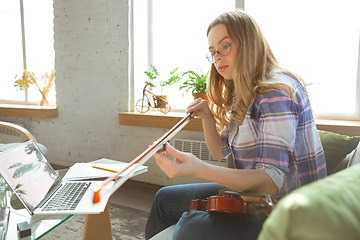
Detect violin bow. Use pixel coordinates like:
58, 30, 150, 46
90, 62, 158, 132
93, 112, 194, 204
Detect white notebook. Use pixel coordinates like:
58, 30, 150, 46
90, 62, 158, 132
63, 160, 148, 181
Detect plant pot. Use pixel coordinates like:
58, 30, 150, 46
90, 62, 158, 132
193, 92, 210, 105
153, 95, 168, 108
152, 95, 171, 114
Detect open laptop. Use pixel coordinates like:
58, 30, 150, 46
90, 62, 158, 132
0, 140, 114, 215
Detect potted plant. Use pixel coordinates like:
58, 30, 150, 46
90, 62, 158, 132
143, 65, 167, 109
139, 65, 182, 113
180, 69, 210, 104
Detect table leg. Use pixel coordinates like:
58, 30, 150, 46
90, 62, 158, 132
82, 202, 113, 240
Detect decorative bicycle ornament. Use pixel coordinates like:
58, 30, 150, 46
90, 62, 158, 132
136, 83, 171, 114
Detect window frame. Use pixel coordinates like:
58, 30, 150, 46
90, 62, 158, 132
0, 0, 55, 106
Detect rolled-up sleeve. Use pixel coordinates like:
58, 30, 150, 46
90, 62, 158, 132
255, 163, 286, 190
221, 120, 237, 159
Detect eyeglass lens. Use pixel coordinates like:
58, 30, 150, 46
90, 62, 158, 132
206, 42, 231, 63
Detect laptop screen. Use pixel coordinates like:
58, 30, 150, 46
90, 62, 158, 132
0, 141, 61, 213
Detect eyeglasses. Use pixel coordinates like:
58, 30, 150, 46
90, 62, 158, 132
206, 42, 231, 63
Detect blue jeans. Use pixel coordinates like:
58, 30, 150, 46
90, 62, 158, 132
145, 183, 263, 240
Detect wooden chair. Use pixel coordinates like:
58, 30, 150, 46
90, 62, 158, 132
0, 121, 37, 142
0, 121, 113, 240
0, 121, 49, 155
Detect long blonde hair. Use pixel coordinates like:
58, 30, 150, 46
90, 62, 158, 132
207, 11, 303, 132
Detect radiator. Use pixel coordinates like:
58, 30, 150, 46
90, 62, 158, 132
170, 139, 227, 167
0, 124, 25, 144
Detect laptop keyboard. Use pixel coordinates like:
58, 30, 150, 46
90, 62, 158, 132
42, 182, 91, 212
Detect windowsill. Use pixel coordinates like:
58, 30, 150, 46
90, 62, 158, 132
0, 104, 58, 119
119, 111, 360, 136
119, 111, 203, 131
314, 118, 360, 136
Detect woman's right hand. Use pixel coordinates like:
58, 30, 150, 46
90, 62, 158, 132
186, 98, 213, 120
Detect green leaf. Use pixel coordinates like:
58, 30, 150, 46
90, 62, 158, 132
144, 71, 156, 80
170, 67, 179, 75
179, 70, 209, 93
145, 81, 156, 87
150, 65, 160, 76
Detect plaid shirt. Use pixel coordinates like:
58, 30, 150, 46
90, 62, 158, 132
222, 73, 327, 198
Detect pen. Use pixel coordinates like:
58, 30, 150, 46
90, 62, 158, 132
92, 166, 117, 173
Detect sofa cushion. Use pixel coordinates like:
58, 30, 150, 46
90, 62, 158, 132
258, 163, 360, 240
349, 145, 360, 166
317, 130, 360, 174
332, 141, 360, 173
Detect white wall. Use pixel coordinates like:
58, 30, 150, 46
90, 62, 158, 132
0, 0, 205, 186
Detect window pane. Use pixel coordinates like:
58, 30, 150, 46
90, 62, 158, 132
0, 1, 55, 104
134, 0, 235, 111
23, 0, 55, 104
0, 2, 24, 101
245, 0, 360, 119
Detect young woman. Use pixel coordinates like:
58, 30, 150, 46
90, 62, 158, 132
145, 10, 327, 240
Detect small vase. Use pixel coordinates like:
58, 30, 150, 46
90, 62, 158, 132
193, 92, 210, 105
40, 95, 50, 106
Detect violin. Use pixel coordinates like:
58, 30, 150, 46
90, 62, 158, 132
190, 189, 276, 222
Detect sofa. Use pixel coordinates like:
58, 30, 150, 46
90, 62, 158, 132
150, 130, 360, 239
258, 130, 360, 240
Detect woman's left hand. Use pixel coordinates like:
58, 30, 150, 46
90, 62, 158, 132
153, 142, 205, 178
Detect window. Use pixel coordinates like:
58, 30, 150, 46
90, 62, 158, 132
0, 0, 56, 105
132, 0, 236, 111
245, 0, 360, 120
133, 1, 360, 120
